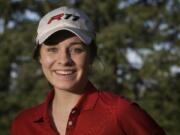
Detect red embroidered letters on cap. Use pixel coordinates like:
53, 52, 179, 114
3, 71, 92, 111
48, 13, 80, 24
48, 13, 64, 24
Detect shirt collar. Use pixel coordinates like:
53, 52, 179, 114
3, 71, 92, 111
33, 81, 99, 123
74, 81, 99, 111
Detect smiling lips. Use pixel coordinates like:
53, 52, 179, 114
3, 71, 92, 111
53, 69, 76, 80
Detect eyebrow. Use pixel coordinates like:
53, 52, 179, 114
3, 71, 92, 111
69, 41, 85, 45
67, 41, 86, 48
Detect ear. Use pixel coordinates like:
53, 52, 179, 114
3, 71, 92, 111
35, 44, 42, 64
39, 56, 42, 64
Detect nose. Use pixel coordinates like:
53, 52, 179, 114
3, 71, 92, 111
57, 49, 72, 65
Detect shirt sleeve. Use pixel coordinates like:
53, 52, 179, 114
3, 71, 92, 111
117, 102, 167, 135
11, 120, 19, 135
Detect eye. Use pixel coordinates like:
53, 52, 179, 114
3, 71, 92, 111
47, 47, 58, 53
70, 47, 85, 55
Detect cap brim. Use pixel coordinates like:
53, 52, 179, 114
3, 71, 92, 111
37, 26, 93, 45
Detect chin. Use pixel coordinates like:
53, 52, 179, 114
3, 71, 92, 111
52, 79, 87, 93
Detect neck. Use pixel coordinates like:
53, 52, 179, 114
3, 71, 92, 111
52, 80, 88, 112
52, 89, 83, 112
49, 89, 84, 135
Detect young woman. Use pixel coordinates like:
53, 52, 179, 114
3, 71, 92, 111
11, 6, 166, 135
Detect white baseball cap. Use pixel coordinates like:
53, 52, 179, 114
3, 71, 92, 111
36, 6, 96, 45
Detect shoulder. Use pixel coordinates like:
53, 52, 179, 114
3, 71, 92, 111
97, 90, 148, 119
11, 103, 44, 135
97, 91, 147, 117
12, 103, 44, 126
99, 91, 131, 106
97, 91, 166, 134
98, 90, 132, 109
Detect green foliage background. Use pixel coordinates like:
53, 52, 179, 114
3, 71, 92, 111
0, 0, 180, 134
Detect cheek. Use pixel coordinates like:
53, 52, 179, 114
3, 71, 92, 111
75, 54, 90, 70
40, 55, 54, 69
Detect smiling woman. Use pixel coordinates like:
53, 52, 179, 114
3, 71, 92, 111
39, 31, 90, 94
11, 6, 167, 135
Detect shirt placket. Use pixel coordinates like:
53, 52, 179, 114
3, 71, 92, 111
65, 108, 79, 135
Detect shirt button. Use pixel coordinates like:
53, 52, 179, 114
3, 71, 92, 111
71, 109, 76, 114
68, 121, 73, 126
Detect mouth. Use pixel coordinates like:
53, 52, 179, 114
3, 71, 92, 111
53, 70, 76, 80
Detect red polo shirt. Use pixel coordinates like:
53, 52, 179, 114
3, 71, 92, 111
11, 82, 166, 135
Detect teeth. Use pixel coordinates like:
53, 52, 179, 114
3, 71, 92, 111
55, 70, 74, 75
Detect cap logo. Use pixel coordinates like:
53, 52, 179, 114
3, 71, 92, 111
48, 13, 80, 24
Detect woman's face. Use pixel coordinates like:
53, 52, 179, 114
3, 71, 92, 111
39, 32, 90, 93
